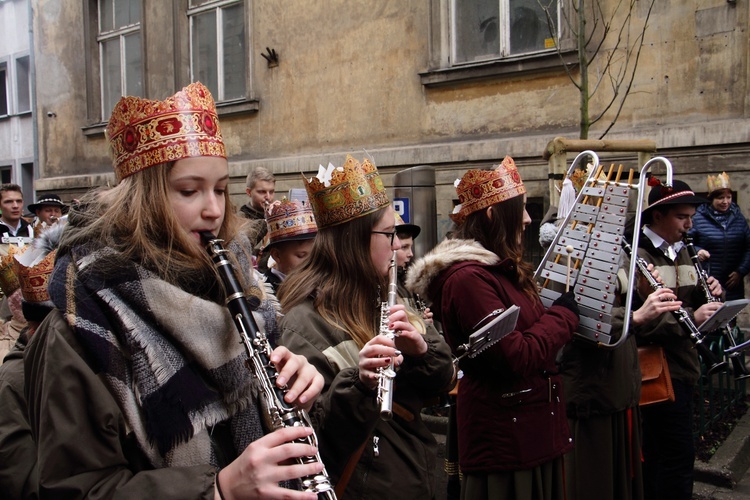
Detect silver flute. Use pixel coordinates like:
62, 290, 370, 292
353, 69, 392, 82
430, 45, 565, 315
200, 232, 337, 499
377, 250, 399, 421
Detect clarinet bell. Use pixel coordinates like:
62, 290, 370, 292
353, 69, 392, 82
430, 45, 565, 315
697, 341, 729, 376
729, 356, 750, 381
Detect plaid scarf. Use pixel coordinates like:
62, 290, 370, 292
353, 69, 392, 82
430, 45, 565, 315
49, 241, 278, 468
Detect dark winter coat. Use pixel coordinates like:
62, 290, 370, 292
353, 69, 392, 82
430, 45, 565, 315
407, 238, 578, 473
688, 202, 750, 300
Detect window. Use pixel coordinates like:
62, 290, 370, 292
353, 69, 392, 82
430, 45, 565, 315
422, 0, 573, 87
452, 0, 558, 65
0, 62, 8, 117
189, 0, 246, 102
97, 0, 143, 120
15, 55, 31, 114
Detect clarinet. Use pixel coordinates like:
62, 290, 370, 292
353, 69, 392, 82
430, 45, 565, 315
200, 232, 337, 499
622, 240, 728, 375
377, 250, 399, 421
684, 237, 750, 380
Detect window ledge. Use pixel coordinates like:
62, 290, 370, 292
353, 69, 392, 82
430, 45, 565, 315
420, 50, 578, 88
82, 122, 107, 137
216, 97, 259, 117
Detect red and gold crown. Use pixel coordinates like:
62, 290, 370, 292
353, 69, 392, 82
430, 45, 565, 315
707, 172, 731, 195
106, 82, 226, 182
450, 156, 526, 224
0, 245, 28, 296
13, 249, 57, 303
265, 198, 318, 250
303, 155, 390, 228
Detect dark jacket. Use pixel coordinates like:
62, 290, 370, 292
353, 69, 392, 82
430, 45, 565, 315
0, 332, 38, 499
24, 309, 219, 499
407, 238, 578, 473
688, 202, 750, 300
0, 218, 33, 239
632, 229, 706, 385
279, 299, 454, 500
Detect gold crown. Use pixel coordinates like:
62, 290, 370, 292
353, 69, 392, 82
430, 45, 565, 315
265, 197, 318, 249
106, 82, 226, 182
707, 172, 731, 194
0, 245, 28, 296
450, 156, 526, 224
14, 249, 57, 303
303, 155, 390, 228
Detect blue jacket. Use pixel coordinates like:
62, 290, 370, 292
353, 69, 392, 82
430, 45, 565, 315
688, 202, 750, 300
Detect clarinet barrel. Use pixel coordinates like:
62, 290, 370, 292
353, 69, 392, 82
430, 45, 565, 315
200, 232, 337, 499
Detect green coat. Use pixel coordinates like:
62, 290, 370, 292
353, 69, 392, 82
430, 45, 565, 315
279, 299, 454, 500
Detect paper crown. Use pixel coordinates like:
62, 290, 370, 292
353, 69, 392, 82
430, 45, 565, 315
264, 198, 318, 250
450, 156, 526, 224
707, 172, 731, 194
0, 245, 28, 296
303, 155, 390, 228
106, 82, 226, 182
14, 248, 57, 303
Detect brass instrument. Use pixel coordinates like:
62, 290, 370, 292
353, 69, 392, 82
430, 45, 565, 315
377, 250, 399, 421
200, 232, 337, 499
684, 236, 750, 380
621, 239, 728, 375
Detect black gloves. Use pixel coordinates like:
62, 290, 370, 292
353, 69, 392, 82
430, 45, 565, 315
552, 290, 580, 316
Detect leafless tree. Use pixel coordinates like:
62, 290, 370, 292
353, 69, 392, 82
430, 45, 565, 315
541, 0, 655, 139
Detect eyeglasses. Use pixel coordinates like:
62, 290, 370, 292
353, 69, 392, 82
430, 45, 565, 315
371, 229, 398, 245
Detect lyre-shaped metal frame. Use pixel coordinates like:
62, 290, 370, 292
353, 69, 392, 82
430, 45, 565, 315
534, 151, 674, 349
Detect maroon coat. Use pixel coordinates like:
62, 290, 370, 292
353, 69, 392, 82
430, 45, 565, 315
407, 239, 578, 472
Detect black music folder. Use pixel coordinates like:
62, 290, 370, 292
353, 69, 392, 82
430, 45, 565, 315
698, 299, 750, 334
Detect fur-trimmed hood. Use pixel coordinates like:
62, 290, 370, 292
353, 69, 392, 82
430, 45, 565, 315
405, 238, 499, 300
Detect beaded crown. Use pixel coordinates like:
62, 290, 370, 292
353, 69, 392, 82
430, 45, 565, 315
106, 82, 226, 182
450, 156, 526, 224
303, 155, 389, 228
265, 197, 318, 250
707, 172, 731, 194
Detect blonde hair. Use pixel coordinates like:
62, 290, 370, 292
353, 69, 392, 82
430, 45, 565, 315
59, 163, 240, 295
279, 207, 425, 348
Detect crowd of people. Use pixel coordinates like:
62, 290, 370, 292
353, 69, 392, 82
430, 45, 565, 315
0, 82, 749, 500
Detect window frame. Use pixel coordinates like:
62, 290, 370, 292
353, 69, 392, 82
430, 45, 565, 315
13, 53, 32, 115
96, 0, 143, 122
0, 59, 9, 118
187, 0, 247, 103
422, 0, 578, 87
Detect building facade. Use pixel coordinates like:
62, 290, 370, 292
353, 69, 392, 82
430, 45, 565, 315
28, 0, 750, 252
0, 0, 34, 204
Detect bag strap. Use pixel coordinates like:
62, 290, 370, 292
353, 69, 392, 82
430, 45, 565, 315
335, 439, 368, 497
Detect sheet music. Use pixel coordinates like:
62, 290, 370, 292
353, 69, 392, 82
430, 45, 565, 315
698, 299, 750, 334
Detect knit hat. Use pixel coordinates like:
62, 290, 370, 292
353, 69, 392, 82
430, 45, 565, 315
303, 154, 390, 228
106, 82, 225, 182
450, 156, 526, 224
264, 197, 318, 251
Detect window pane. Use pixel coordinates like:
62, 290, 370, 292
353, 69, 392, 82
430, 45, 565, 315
453, 0, 499, 63
16, 56, 30, 113
124, 33, 143, 97
115, 0, 140, 28
100, 0, 114, 32
192, 11, 218, 98
0, 64, 8, 116
509, 0, 557, 55
222, 3, 245, 99
102, 38, 122, 118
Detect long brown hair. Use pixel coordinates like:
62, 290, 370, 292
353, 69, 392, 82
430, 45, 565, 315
278, 208, 391, 348
59, 162, 240, 297
455, 194, 537, 299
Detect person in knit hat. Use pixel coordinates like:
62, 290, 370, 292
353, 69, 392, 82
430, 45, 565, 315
23, 83, 325, 499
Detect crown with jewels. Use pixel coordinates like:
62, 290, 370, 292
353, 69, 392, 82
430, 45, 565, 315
450, 156, 526, 224
303, 155, 390, 228
14, 248, 57, 303
707, 172, 731, 194
264, 197, 318, 250
106, 82, 226, 182
0, 244, 28, 296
